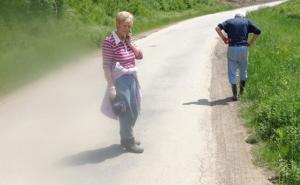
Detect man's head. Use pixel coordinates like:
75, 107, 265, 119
234, 13, 245, 18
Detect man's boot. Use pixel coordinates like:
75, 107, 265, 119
240, 80, 246, 95
231, 84, 238, 101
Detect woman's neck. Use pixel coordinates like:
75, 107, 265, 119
116, 31, 125, 41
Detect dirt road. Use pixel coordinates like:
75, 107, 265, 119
0, 1, 283, 185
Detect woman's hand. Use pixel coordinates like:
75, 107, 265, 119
125, 33, 143, 59
108, 86, 116, 99
125, 33, 132, 46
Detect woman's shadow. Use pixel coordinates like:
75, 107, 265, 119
58, 144, 125, 167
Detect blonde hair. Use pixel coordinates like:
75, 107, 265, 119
116, 11, 133, 23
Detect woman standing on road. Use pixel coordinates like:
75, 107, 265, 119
102, 11, 144, 153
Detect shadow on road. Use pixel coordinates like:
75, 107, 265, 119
182, 97, 234, 106
59, 144, 125, 167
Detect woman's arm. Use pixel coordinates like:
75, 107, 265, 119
130, 44, 143, 59
102, 39, 116, 99
126, 35, 143, 59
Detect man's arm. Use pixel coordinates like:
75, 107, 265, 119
247, 20, 261, 47
215, 26, 229, 44
247, 34, 259, 47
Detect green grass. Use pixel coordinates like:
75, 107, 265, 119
243, 1, 300, 184
0, 17, 92, 96
0, 0, 234, 97
133, 2, 234, 33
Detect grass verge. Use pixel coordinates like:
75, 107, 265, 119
242, 1, 300, 184
0, 0, 234, 97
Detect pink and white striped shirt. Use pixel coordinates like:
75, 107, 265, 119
101, 32, 143, 119
102, 31, 143, 69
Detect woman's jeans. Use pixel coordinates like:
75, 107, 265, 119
227, 46, 248, 85
115, 75, 139, 146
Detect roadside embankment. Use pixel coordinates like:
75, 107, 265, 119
242, 1, 300, 184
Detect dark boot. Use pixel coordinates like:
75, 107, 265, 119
240, 80, 246, 95
231, 84, 238, 101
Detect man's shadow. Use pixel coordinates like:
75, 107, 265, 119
58, 144, 125, 167
182, 97, 233, 106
